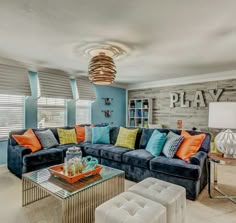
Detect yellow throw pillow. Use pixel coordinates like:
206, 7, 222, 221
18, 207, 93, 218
57, 128, 77, 145
115, 127, 139, 149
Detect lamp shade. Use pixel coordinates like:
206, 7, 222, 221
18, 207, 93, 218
208, 102, 236, 129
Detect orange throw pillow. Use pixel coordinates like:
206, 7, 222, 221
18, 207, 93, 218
176, 130, 206, 162
75, 125, 85, 142
12, 129, 42, 153
75, 124, 95, 142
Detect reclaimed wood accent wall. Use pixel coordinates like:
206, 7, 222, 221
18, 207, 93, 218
128, 79, 236, 130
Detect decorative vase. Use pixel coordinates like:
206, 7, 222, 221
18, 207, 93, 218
215, 129, 236, 158
65, 147, 83, 176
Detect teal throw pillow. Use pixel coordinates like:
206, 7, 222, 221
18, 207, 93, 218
92, 126, 110, 144
146, 130, 167, 156
162, 131, 184, 158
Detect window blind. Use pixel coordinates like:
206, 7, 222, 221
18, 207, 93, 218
38, 97, 66, 128
76, 100, 92, 124
38, 72, 73, 99
0, 94, 24, 139
0, 64, 31, 96
76, 77, 96, 100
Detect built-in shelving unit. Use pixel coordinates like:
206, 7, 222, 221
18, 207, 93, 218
128, 98, 152, 128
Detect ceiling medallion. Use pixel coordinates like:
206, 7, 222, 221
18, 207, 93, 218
88, 52, 116, 85
74, 40, 132, 61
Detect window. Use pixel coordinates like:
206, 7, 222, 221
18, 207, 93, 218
0, 94, 24, 139
38, 97, 66, 128
76, 100, 92, 124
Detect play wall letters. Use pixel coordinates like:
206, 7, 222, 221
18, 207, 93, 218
170, 89, 224, 108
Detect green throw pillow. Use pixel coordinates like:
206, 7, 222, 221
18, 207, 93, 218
57, 128, 77, 145
115, 127, 139, 149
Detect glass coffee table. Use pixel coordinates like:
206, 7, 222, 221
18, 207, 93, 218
22, 165, 125, 223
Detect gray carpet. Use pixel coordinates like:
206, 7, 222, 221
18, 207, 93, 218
0, 165, 236, 223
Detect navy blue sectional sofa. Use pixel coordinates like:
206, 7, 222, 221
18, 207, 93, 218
7, 127, 211, 200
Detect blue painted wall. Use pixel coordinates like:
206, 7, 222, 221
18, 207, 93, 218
92, 85, 126, 127
0, 141, 7, 165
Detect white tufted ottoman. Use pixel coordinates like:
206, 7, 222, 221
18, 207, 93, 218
95, 191, 166, 223
128, 178, 186, 223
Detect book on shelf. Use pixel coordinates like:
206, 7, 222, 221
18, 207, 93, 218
137, 109, 142, 118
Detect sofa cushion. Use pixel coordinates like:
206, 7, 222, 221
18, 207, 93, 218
122, 149, 154, 169
23, 148, 63, 166
100, 146, 130, 162
35, 129, 59, 149
146, 130, 167, 156
115, 127, 139, 149
110, 127, 120, 145
83, 144, 113, 157
162, 131, 184, 158
75, 125, 86, 142
57, 128, 77, 145
84, 126, 93, 143
176, 130, 206, 162
92, 126, 110, 144
12, 129, 42, 153
150, 156, 201, 180
139, 128, 169, 149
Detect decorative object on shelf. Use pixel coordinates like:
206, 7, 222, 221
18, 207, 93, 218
102, 110, 113, 117
177, 120, 183, 129
102, 97, 113, 105
130, 100, 135, 108
208, 102, 236, 158
88, 52, 116, 85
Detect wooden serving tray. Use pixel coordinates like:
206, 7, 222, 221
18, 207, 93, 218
49, 164, 103, 184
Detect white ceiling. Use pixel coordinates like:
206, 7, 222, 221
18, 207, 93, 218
0, 0, 236, 85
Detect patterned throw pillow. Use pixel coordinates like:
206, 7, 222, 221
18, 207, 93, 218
146, 130, 167, 156
92, 126, 110, 144
162, 131, 184, 158
115, 127, 139, 149
57, 128, 77, 145
84, 126, 93, 143
35, 129, 59, 149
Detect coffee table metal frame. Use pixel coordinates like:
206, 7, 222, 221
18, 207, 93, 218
207, 153, 236, 204
22, 166, 125, 223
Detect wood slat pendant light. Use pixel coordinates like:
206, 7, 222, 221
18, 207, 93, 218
88, 52, 116, 85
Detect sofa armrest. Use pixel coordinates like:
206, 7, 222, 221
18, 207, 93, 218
189, 151, 207, 168
13, 145, 32, 156
7, 144, 32, 177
